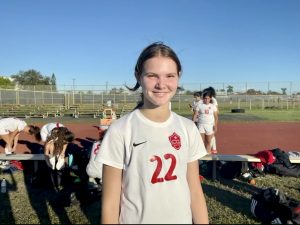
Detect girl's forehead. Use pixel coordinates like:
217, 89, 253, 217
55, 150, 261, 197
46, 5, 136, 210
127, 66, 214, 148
143, 56, 177, 69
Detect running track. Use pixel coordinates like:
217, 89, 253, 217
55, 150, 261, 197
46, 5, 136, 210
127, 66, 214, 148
1, 122, 299, 155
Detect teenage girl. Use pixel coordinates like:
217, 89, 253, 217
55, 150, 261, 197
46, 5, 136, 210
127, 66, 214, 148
0, 117, 40, 155
96, 42, 209, 224
193, 91, 218, 153
40, 122, 74, 170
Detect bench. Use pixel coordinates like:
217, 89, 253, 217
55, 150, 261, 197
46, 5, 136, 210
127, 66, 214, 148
0, 154, 46, 173
199, 154, 300, 180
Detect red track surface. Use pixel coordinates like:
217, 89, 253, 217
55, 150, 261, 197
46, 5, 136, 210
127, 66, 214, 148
1, 122, 300, 155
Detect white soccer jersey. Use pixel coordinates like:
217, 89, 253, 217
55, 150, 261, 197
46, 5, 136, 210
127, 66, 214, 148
86, 141, 103, 179
0, 118, 27, 135
196, 103, 217, 125
95, 109, 207, 224
192, 100, 201, 111
40, 122, 64, 142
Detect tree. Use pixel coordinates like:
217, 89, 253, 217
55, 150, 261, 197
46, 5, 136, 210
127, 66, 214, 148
281, 88, 287, 95
246, 89, 262, 95
50, 73, 57, 91
11, 69, 52, 91
227, 85, 234, 94
185, 90, 194, 95
0, 77, 13, 89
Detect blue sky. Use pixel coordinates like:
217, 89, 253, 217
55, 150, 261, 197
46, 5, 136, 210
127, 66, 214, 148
1, 0, 300, 91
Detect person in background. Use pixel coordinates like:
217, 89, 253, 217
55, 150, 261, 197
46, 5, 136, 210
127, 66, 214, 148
202, 86, 218, 154
40, 122, 74, 170
0, 117, 40, 155
96, 42, 209, 224
191, 91, 202, 127
193, 90, 218, 153
86, 128, 107, 188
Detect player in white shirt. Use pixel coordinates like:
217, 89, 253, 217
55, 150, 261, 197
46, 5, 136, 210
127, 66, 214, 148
203, 87, 219, 154
191, 91, 202, 127
86, 128, 107, 191
40, 122, 74, 170
40, 122, 64, 142
193, 91, 218, 153
96, 42, 209, 224
202, 87, 219, 154
0, 117, 40, 155
191, 90, 218, 153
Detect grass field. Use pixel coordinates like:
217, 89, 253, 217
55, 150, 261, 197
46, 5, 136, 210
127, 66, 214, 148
1, 110, 300, 224
1, 166, 299, 224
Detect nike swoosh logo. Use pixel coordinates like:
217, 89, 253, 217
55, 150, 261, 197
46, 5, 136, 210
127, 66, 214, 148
133, 141, 147, 147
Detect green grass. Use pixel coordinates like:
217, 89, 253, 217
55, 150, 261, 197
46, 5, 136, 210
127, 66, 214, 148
245, 110, 300, 121
174, 108, 300, 122
1, 167, 299, 224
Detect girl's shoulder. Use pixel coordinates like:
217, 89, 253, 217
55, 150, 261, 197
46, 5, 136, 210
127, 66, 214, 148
172, 112, 195, 127
107, 110, 136, 129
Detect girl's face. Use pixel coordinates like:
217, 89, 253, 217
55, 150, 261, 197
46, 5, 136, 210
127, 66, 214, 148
203, 96, 211, 105
139, 56, 179, 108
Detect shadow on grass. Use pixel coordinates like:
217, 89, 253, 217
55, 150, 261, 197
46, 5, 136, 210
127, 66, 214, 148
20, 142, 101, 224
1, 140, 101, 224
218, 177, 262, 195
0, 169, 17, 224
22, 160, 73, 224
202, 178, 261, 218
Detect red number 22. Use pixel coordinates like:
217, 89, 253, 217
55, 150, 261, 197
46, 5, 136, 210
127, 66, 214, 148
150, 153, 177, 184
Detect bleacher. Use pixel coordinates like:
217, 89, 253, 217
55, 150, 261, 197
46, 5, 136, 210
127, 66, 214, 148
0, 104, 66, 119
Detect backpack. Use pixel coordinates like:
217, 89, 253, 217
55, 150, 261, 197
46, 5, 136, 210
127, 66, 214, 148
251, 187, 300, 224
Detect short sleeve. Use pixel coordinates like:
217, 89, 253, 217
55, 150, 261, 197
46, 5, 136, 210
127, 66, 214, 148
95, 124, 125, 170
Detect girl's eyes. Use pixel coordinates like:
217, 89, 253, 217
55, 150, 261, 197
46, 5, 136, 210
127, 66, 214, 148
147, 74, 156, 78
146, 74, 177, 78
167, 74, 176, 78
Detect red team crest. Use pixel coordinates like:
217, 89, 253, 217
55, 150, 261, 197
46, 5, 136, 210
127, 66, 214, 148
168, 132, 181, 150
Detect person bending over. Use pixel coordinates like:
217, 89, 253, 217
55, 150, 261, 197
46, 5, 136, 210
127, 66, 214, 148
42, 124, 74, 170
0, 117, 40, 155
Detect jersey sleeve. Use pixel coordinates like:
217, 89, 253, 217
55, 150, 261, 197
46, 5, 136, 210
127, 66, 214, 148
95, 124, 125, 170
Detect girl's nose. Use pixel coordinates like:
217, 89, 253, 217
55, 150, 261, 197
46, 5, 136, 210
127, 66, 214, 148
155, 77, 166, 88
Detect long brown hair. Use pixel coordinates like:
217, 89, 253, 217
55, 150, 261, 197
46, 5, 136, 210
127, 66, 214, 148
46, 127, 74, 156
28, 125, 41, 142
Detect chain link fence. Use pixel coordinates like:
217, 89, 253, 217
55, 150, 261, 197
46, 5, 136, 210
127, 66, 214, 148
1, 82, 300, 111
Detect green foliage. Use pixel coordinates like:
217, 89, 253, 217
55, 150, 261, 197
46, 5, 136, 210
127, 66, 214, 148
227, 85, 234, 94
0, 76, 14, 89
51, 73, 57, 91
281, 88, 287, 95
11, 69, 48, 85
11, 69, 56, 91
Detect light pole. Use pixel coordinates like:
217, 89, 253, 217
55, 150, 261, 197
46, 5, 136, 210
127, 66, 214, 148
72, 78, 76, 105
